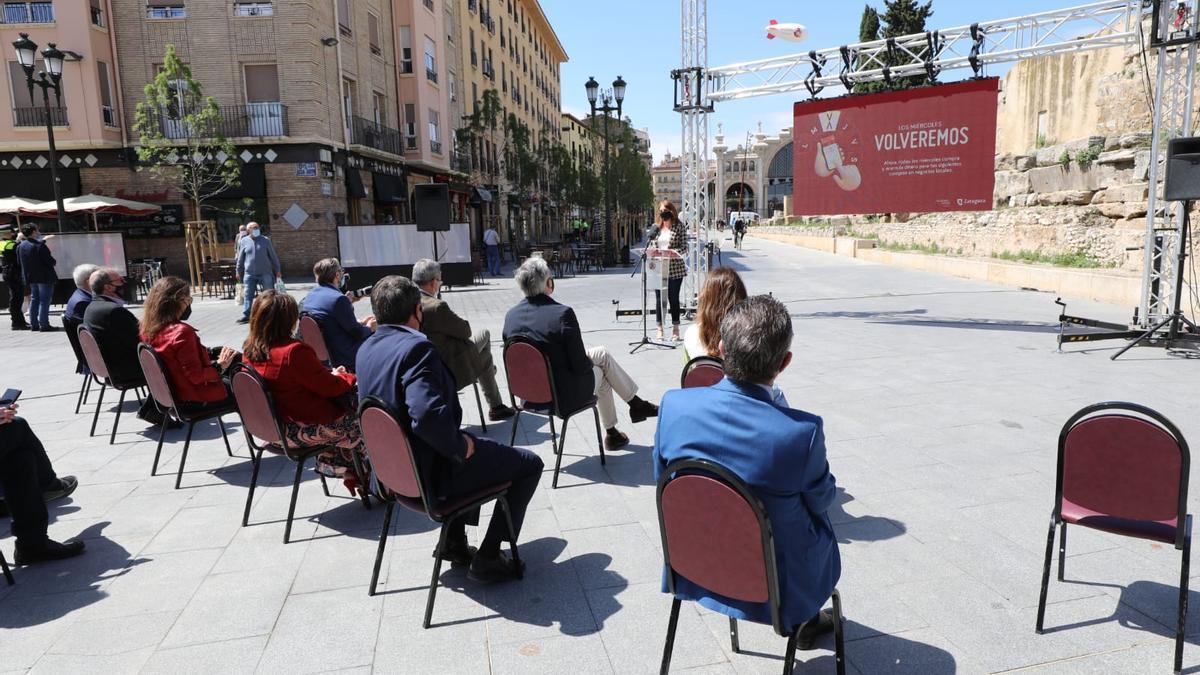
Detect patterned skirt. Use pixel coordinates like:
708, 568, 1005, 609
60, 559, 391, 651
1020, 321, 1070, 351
284, 414, 369, 490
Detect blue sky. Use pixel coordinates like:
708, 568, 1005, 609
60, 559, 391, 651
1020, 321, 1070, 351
541, 0, 1074, 162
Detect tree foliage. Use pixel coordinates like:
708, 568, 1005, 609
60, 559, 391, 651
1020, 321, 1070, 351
133, 44, 240, 219
854, 5, 885, 95
878, 0, 934, 89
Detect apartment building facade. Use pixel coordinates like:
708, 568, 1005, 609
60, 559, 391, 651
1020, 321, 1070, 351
453, 0, 565, 242
0, 0, 413, 274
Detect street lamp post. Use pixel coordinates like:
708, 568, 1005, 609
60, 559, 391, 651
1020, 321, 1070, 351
12, 33, 67, 233
586, 75, 625, 262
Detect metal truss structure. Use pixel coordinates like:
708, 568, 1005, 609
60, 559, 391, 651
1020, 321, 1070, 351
677, 0, 1199, 330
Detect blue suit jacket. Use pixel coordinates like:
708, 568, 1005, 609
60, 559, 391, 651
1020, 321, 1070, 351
653, 378, 841, 630
303, 283, 371, 370
502, 294, 595, 413
16, 239, 56, 285
65, 289, 93, 323
356, 324, 468, 499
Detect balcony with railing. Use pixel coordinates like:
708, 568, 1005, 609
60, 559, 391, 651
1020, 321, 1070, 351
13, 106, 67, 127
142, 103, 289, 139
426, 67, 438, 83
3, 1, 54, 24
90, 4, 105, 27
422, 0, 433, 9
450, 148, 471, 173
430, 139, 442, 154
351, 115, 402, 156
404, 134, 418, 151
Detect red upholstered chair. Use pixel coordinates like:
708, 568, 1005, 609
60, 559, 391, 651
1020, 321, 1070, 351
503, 336, 604, 488
137, 344, 234, 489
681, 355, 725, 389
358, 397, 519, 627
298, 313, 332, 365
62, 315, 93, 414
230, 364, 336, 544
0, 548, 12, 586
657, 458, 846, 675
77, 325, 147, 445
1036, 402, 1192, 673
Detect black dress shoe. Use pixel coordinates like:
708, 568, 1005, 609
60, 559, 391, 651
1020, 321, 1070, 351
628, 397, 659, 423
797, 609, 836, 650
467, 551, 525, 583
43, 476, 78, 503
236, 317, 249, 324
437, 539, 478, 567
11, 324, 30, 331
488, 405, 516, 421
15, 539, 86, 565
38, 325, 60, 332
604, 429, 629, 451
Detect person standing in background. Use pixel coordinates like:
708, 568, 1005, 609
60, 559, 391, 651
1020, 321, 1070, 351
1, 226, 29, 331
234, 221, 281, 325
16, 225, 57, 332
483, 223, 502, 276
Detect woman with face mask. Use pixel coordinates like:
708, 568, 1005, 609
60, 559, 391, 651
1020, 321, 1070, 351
140, 277, 239, 410
652, 200, 688, 342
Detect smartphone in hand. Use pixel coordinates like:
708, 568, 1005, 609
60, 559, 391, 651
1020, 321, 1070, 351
0, 388, 21, 406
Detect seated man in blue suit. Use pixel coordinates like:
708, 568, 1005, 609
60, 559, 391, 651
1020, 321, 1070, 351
64, 263, 99, 323
356, 275, 543, 583
653, 294, 840, 648
302, 258, 375, 371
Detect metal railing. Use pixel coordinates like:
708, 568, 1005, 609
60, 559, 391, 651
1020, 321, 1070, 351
142, 103, 288, 138
101, 105, 116, 127
426, 67, 438, 83
405, 135, 418, 151
351, 115, 402, 155
13, 106, 67, 127
430, 139, 442, 154
3, 2, 53, 23
451, 148, 471, 173
423, 0, 433, 9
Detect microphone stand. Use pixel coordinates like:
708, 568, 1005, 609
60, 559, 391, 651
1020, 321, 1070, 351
629, 246, 676, 354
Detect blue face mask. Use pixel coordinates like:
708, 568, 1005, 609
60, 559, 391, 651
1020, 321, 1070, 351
250, 230, 261, 239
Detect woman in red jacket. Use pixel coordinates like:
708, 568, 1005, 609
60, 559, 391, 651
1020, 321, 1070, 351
140, 277, 238, 413
242, 290, 365, 488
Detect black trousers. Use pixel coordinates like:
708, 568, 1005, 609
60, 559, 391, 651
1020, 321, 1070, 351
655, 276, 684, 326
442, 436, 544, 551
0, 417, 51, 547
4, 274, 26, 327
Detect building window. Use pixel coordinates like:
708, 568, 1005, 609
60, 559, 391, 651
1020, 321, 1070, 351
428, 109, 441, 154
449, 72, 456, 102
245, 64, 283, 135
97, 60, 116, 126
336, 0, 350, 35
424, 36, 437, 83
3, 1, 54, 23
147, 4, 186, 19
90, 0, 104, 27
399, 26, 412, 73
342, 78, 355, 125
367, 13, 381, 55
423, 0, 433, 10
233, 2, 272, 16
404, 103, 417, 150
469, 28, 476, 67
472, 82, 478, 114
372, 91, 386, 126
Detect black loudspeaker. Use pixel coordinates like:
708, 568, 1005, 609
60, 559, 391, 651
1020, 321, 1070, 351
1164, 136, 1200, 201
414, 183, 451, 232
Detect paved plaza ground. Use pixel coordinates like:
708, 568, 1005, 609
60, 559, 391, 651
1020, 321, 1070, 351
1, 233, 1196, 674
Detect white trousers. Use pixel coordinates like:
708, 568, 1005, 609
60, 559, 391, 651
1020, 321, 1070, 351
587, 345, 638, 429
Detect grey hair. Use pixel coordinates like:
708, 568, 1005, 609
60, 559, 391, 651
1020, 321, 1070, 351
412, 258, 441, 286
515, 257, 552, 297
312, 258, 341, 285
73, 263, 100, 289
719, 295, 793, 384
370, 275, 421, 325
88, 268, 119, 296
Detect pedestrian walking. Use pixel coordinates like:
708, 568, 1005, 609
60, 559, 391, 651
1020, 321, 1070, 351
483, 223, 502, 276
234, 221, 281, 324
1, 226, 30, 331
16, 225, 57, 332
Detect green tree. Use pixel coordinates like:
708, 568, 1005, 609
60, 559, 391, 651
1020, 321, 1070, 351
133, 44, 240, 220
854, 5, 885, 95
879, 0, 934, 89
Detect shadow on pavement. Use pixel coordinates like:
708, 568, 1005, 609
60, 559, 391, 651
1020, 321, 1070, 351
829, 488, 906, 545
869, 316, 1062, 333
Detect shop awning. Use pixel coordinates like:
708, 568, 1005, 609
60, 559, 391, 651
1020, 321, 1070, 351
20, 194, 161, 231
372, 171, 407, 204
0, 196, 39, 215
470, 187, 492, 204
345, 168, 368, 199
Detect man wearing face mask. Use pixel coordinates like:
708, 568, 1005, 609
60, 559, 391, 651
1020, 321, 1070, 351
82, 268, 170, 426
301, 258, 376, 371
234, 221, 281, 325
16, 225, 57, 332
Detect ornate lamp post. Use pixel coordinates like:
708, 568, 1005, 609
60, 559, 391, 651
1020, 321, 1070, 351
586, 75, 625, 261
12, 33, 68, 232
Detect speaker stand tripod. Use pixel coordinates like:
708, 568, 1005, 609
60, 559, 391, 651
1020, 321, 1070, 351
629, 248, 676, 354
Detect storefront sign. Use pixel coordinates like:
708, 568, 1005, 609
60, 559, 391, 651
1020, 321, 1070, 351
296, 162, 317, 177
321, 181, 332, 196
115, 188, 170, 203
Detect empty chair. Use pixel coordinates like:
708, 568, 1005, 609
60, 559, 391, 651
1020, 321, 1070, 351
681, 355, 725, 389
358, 397, 520, 626
1036, 401, 1192, 673
657, 458, 845, 674
137, 344, 235, 489
76, 325, 145, 445
298, 313, 332, 365
503, 336, 603, 488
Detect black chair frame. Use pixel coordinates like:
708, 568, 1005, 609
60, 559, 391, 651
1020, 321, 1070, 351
232, 363, 341, 544
503, 336, 604, 488
138, 344, 235, 489
78, 325, 147, 445
657, 458, 845, 675
680, 355, 724, 389
1036, 401, 1192, 674
1, 548, 12, 585
62, 315, 93, 415
358, 397, 521, 628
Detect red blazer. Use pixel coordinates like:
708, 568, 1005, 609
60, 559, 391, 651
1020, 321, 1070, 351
144, 322, 227, 403
248, 340, 356, 425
